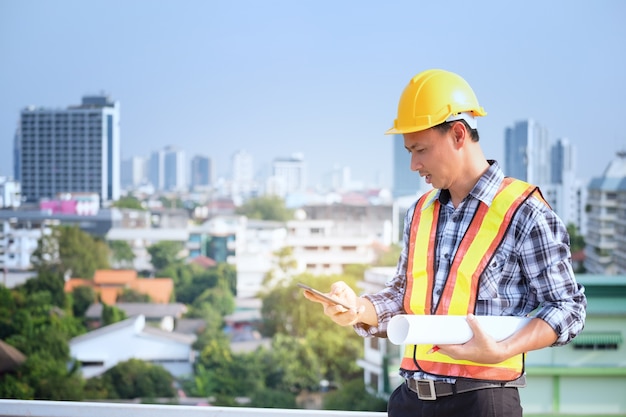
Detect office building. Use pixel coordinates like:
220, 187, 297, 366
272, 153, 306, 195
541, 138, 587, 234
164, 146, 186, 192
392, 134, 427, 198
15, 95, 120, 204
231, 150, 255, 198
504, 119, 550, 184
121, 156, 146, 189
190, 155, 212, 190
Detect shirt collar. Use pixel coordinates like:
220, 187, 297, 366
422, 160, 504, 210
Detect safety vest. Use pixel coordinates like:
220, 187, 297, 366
400, 177, 544, 382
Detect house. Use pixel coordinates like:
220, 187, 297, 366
64, 269, 173, 304
84, 302, 188, 332
69, 315, 196, 379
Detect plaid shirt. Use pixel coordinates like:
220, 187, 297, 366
355, 161, 587, 380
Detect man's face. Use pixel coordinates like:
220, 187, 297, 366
403, 125, 459, 190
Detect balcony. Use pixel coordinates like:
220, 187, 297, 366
0, 400, 385, 417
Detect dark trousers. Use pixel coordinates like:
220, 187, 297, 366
388, 382, 523, 417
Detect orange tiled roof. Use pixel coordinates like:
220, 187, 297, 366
130, 278, 173, 304
63, 270, 173, 305
99, 287, 120, 305
93, 269, 137, 285
64, 278, 92, 293
190, 255, 217, 269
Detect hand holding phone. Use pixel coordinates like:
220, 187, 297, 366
297, 282, 353, 310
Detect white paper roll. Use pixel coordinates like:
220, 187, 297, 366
387, 315, 532, 345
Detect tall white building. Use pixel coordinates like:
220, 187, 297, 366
231, 150, 255, 198
15, 95, 120, 203
504, 119, 551, 184
271, 153, 306, 196
541, 138, 587, 235
584, 152, 626, 274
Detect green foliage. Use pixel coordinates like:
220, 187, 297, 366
159, 196, 184, 209
21, 270, 66, 307
108, 240, 136, 267
94, 359, 175, 399
71, 285, 96, 318
167, 263, 236, 306
248, 387, 298, 409
375, 243, 402, 266
235, 195, 293, 221
323, 379, 387, 411
567, 223, 585, 252
147, 241, 183, 271
0, 282, 86, 400
112, 196, 145, 210
101, 303, 127, 325
260, 273, 365, 389
117, 288, 152, 303
192, 287, 235, 317
30, 225, 110, 278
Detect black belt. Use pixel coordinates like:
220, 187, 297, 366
406, 376, 526, 401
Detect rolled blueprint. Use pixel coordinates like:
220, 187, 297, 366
387, 315, 532, 345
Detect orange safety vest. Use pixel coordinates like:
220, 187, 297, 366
400, 177, 545, 382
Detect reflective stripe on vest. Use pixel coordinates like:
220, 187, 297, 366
400, 178, 539, 381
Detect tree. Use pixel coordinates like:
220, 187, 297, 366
101, 303, 126, 326
147, 241, 183, 271
323, 379, 387, 411
567, 223, 585, 252
0, 283, 87, 400
375, 243, 402, 266
235, 195, 293, 221
31, 225, 110, 278
112, 196, 145, 210
96, 359, 175, 399
108, 240, 135, 268
71, 285, 96, 318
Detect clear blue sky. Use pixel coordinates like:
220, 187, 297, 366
1, 0, 625, 188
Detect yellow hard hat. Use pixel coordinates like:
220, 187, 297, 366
385, 69, 487, 135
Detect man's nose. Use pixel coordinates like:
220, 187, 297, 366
410, 154, 422, 171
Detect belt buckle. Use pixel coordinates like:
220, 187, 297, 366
416, 379, 437, 401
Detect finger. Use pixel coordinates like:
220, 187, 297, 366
466, 313, 486, 339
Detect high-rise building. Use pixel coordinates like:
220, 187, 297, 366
504, 119, 550, 184
392, 134, 428, 198
121, 156, 146, 189
15, 95, 120, 203
231, 150, 255, 198
148, 149, 165, 191
272, 153, 306, 195
163, 146, 186, 192
585, 152, 626, 274
541, 138, 587, 235
190, 155, 212, 189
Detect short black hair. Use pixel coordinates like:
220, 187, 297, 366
432, 119, 480, 142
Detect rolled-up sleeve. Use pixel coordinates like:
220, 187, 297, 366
522, 203, 587, 346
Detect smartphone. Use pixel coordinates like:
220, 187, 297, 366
297, 283, 353, 310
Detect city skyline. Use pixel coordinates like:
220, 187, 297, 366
1, 1, 625, 188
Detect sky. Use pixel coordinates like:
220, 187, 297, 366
1, 0, 625, 189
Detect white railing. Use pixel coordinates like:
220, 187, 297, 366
0, 400, 386, 417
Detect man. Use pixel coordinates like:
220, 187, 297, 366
303, 69, 587, 417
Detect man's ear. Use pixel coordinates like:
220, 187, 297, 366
450, 121, 467, 147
